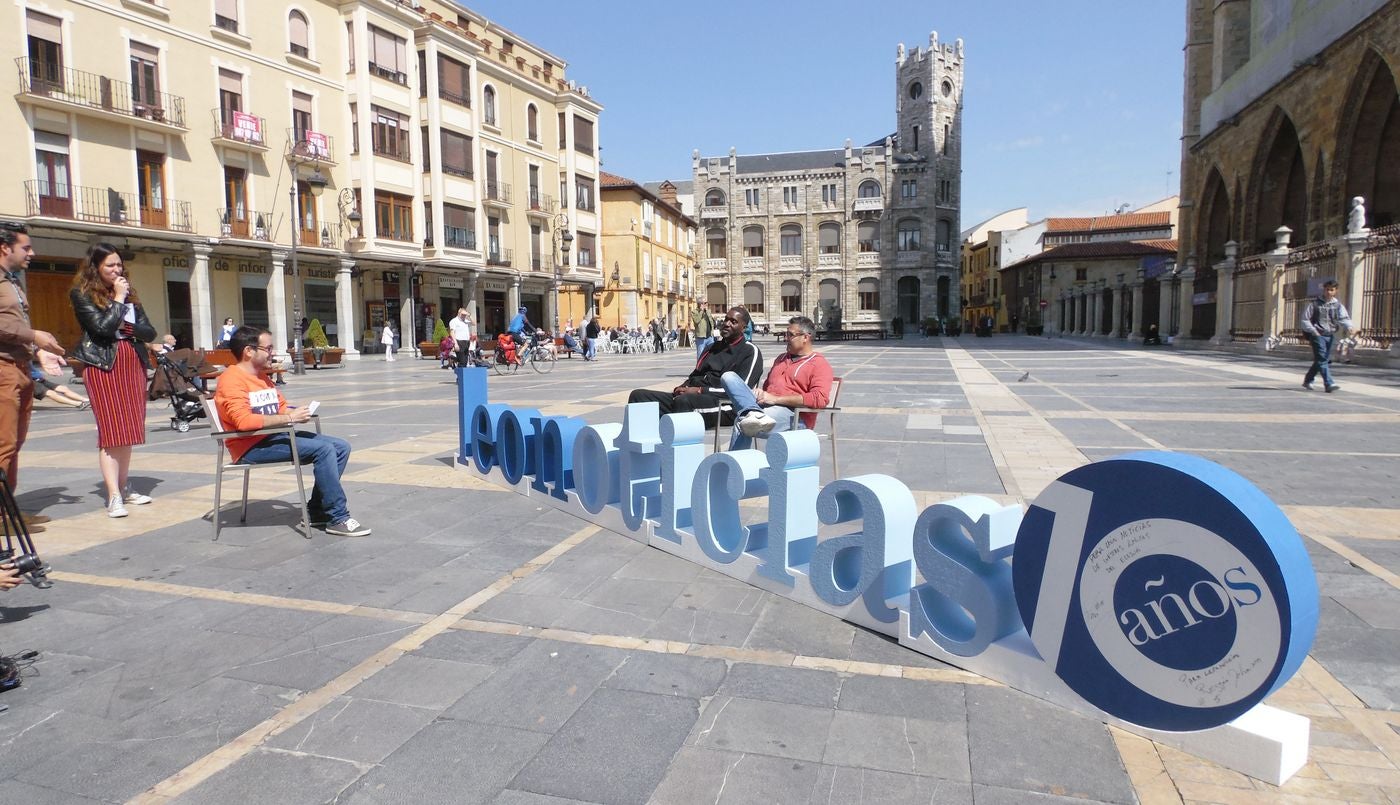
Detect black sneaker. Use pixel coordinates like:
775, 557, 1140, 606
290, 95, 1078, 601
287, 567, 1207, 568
1325, 384, 1340, 393
1302, 382, 1314, 391
325, 517, 371, 537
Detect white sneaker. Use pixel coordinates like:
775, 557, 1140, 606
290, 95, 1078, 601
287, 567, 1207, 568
738, 410, 778, 437
107, 495, 129, 518
325, 517, 371, 537
122, 486, 152, 505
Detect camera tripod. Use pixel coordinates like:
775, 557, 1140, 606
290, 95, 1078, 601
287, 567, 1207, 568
0, 470, 51, 588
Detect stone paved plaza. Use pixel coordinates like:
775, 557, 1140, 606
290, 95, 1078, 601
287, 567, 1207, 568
3, 336, 1399, 804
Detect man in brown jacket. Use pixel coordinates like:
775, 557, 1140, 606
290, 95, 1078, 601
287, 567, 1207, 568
0, 223, 66, 527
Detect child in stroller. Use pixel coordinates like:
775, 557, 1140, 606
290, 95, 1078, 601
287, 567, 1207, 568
495, 332, 521, 367
439, 334, 457, 369
151, 352, 208, 432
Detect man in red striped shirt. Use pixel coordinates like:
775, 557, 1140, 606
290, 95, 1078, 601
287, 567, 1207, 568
722, 315, 833, 451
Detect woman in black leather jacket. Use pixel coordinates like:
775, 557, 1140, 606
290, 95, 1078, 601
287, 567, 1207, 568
70, 242, 157, 518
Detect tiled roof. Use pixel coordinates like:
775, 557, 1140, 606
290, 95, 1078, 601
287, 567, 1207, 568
1001, 239, 1177, 272
1045, 212, 1171, 233
599, 170, 635, 188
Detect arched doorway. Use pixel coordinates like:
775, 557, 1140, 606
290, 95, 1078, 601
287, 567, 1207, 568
1194, 168, 1232, 337
1339, 53, 1400, 229
818, 278, 840, 329
936, 276, 951, 318
897, 276, 920, 323
1253, 113, 1309, 252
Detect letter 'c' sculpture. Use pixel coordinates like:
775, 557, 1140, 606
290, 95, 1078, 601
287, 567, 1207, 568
456, 368, 1318, 784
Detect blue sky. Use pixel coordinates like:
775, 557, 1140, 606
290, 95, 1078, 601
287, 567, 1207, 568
462, 0, 1185, 225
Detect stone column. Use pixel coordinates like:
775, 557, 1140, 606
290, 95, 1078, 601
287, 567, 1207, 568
189, 242, 214, 350
1129, 272, 1145, 339
269, 250, 289, 358
1158, 267, 1177, 337
1110, 281, 1126, 338
1212, 246, 1236, 345
1178, 258, 1197, 338
508, 275, 521, 314
1072, 292, 1084, 335
465, 270, 479, 322
336, 257, 359, 356
1088, 285, 1101, 336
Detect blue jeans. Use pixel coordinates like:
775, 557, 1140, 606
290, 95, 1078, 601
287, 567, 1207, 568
240, 431, 352, 523
696, 336, 714, 360
720, 371, 796, 450
585, 337, 597, 360
1304, 333, 1336, 387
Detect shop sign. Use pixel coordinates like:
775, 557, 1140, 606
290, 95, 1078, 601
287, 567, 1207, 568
1193, 291, 1217, 305
212, 258, 267, 274
161, 256, 190, 269
453, 371, 1320, 784
438, 277, 465, 289
482, 280, 508, 292
304, 267, 337, 280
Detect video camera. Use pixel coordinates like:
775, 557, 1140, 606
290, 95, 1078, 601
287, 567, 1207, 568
1, 470, 51, 588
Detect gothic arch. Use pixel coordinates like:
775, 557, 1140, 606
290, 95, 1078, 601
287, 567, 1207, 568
1333, 49, 1400, 230
1248, 108, 1309, 251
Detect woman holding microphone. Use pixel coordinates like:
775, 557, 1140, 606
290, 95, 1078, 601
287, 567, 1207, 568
70, 243, 156, 517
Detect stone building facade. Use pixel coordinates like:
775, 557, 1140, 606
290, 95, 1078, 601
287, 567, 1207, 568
5, 0, 601, 357
1174, 0, 1399, 352
691, 33, 963, 330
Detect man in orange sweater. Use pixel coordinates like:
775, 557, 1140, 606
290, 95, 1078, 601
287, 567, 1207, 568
214, 326, 370, 537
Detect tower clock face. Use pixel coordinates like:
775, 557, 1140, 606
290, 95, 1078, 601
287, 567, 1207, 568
941, 80, 953, 97
908, 82, 923, 100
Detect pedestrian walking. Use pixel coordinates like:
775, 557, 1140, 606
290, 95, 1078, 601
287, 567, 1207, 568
219, 317, 237, 347
585, 315, 600, 361
1301, 279, 1352, 393
381, 324, 396, 361
69, 242, 157, 517
694, 305, 714, 359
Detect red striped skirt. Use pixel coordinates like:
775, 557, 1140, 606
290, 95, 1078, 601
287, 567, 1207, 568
87, 340, 148, 449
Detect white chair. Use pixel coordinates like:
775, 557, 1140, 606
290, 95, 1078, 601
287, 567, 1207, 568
722, 377, 843, 476
204, 399, 319, 540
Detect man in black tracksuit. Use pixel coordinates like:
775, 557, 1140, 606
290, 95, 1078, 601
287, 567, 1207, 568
627, 306, 763, 420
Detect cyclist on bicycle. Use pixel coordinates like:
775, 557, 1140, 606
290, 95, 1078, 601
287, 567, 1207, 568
507, 307, 534, 350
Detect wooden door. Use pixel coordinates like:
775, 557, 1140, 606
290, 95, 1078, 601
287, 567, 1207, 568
24, 271, 82, 353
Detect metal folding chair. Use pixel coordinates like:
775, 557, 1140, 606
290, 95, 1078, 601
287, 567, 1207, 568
204, 399, 320, 540
720, 377, 843, 476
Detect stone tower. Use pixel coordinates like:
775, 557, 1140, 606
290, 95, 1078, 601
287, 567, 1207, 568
888, 32, 964, 324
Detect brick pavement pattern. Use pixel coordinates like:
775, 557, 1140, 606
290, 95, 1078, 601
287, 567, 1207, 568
3, 336, 1398, 804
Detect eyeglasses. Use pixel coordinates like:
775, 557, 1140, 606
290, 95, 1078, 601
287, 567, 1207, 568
785, 331, 808, 338
252, 344, 276, 354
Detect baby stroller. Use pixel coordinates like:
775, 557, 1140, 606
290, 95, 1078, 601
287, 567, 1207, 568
153, 352, 208, 432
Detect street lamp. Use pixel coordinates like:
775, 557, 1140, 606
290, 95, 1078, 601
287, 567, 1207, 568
553, 213, 572, 332
612, 261, 621, 328
288, 164, 328, 375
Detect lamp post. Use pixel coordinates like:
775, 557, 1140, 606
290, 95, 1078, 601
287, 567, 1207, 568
611, 261, 621, 328
288, 163, 328, 374
553, 213, 572, 333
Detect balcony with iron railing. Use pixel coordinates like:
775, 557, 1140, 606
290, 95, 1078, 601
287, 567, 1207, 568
287, 128, 335, 164
442, 226, 476, 250
218, 208, 274, 241
527, 190, 555, 215
211, 108, 268, 151
532, 254, 553, 272
485, 181, 512, 206
16, 57, 187, 130
368, 61, 408, 86
24, 180, 192, 232
487, 246, 513, 267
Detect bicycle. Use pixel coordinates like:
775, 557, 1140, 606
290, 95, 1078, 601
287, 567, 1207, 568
492, 336, 556, 375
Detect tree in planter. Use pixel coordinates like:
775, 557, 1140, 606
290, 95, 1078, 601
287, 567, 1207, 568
305, 318, 329, 366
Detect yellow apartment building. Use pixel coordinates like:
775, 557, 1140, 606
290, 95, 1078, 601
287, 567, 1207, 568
3, 0, 601, 355
598, 172, 699, 331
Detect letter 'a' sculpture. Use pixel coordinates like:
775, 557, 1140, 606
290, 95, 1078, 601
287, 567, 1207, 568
456, 367, 1318, 784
